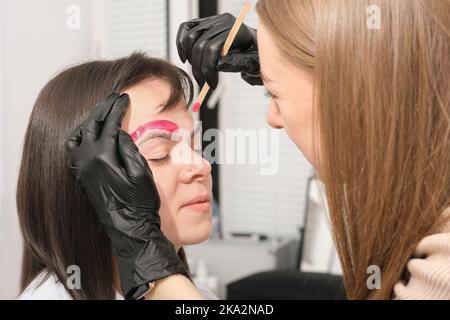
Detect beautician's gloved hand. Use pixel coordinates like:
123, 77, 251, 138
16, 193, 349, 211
177, 13, 263, 89
65, 93, 188, 300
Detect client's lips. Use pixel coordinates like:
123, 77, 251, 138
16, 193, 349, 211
181, 194, 211, 212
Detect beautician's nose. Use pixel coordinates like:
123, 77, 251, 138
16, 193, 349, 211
179, 150, 212, 183
267, 101, 283, 129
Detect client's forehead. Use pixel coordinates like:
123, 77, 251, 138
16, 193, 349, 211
121, 78, 192, 134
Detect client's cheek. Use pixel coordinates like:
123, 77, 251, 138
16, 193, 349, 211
153, 184, 172, 233
149, 171, 181, 246
158, 207, 180, 246
206, 174, 213, 191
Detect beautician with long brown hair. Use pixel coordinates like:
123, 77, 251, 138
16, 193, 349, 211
67, 0, 450, 299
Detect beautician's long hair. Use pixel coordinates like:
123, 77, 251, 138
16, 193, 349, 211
17, 52, 193, 299
257, 0, 450, 299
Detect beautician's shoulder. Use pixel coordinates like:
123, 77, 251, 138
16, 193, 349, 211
393, 208, 450, 300
17, 271, 73, 300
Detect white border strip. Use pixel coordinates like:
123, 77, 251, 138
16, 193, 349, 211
0, 0, 5, 197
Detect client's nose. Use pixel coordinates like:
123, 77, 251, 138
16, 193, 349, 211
179, 149, 212, 183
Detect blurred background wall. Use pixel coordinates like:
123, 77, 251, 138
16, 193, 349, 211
0, 0, 94, 299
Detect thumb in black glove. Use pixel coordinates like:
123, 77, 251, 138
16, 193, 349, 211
217, 50, 263, 86
176, 13, 263, 89
66, 93, 188, 299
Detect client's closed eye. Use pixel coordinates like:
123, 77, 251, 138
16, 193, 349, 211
135, 138, 172, 163
147, 151, 170, 163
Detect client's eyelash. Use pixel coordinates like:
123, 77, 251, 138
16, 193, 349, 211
147, 147, 203, 164
148, 155, 170, 163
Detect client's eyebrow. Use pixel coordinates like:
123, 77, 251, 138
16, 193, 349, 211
131, 120, 178, 141
171, 125, 200, 142
140, 131, 173, 141
135, 124, 201, 145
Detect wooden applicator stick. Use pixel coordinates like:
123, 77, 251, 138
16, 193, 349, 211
192, 2, 252, 112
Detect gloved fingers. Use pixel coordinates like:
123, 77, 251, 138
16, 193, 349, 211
241, 71, 264, 86
176, 16, 212, 62
117, 131, 161, 216
82, 93, 120, 140
197, 31, 229, 89
178, 14, 230, 65
101, 93, 130, 143
218, 51, 260, 74
184, 25, 219, 86
117, 130, 150, 177
178, 23, 212, 68
191, 25, 232, 87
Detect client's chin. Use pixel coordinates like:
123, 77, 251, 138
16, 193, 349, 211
178, 217, 213, 245
161, 212, 213, 248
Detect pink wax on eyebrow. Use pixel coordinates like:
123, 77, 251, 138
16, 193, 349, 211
131, 120, 179, 141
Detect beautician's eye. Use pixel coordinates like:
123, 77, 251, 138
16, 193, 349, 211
264, 88, 277, 99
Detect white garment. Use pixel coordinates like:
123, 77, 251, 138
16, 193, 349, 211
18, 271, 218, 300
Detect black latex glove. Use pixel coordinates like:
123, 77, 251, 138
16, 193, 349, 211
177, 13, 263, 89
66, 93, 188, 300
